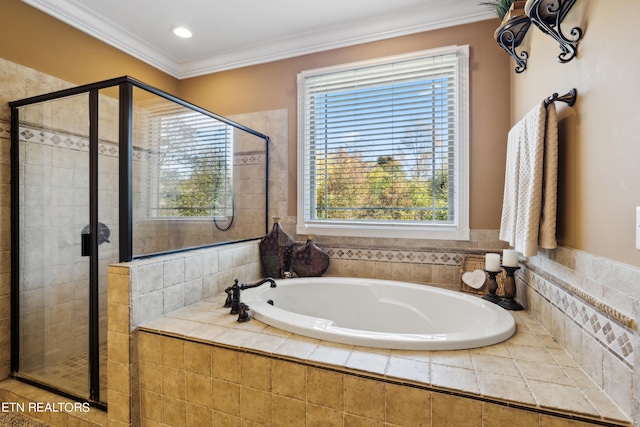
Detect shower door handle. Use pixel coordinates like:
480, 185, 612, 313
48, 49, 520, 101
81, 233, 91, 257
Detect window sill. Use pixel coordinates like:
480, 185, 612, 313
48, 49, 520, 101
142, 216, 231, 222
297, 221, 470, 241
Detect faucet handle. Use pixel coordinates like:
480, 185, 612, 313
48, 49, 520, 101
223, 279, 239, 308
223, 287, 233, 308
237, 303, 251, 323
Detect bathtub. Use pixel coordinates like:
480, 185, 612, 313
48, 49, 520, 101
241, 277, 516, 350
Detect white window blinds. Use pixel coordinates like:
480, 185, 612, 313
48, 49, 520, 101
146, 106, 234, 218
297, 46, 469, 239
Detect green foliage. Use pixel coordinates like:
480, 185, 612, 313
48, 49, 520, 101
479, 0, 516, 20
159, 143, 231, 218
314, 148, 450, 222
161, 163, 229, 217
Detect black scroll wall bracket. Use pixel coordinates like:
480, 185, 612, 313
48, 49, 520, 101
495, 14, 532, 74
495, 0, 584, 73
525, 0, 584, 63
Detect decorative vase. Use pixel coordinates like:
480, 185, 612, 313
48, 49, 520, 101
259, 217, 294, 278
291, 235, 330, 277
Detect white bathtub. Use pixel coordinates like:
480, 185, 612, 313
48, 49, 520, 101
242, 277, 516, 350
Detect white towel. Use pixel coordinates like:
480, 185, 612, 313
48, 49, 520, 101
499, 101, 558, 257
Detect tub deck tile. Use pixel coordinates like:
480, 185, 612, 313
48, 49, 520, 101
385, 356, 430, 384
345, 349, 390, 376
429, 349, 473, 369
244, 331, 290, 354
274, 336, 320, 360
476, 370, 537, 406
142, 317, 203, 337
308, 342, 354, 367
527, 380, 599, 416
507, 344, 558, 365
188, 322, 229, 343
430, 363, 479, 395
470, 342, 512, 358
471, 352, 521, 377
515, 359, 574, 385
215, 328, 260, 348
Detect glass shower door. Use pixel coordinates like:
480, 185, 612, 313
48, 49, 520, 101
16, 93, 98, 402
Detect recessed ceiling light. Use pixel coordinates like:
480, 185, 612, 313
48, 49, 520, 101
171, 26, 192, 38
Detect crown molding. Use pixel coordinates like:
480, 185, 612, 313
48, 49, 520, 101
180, 12, 493, 78
23, 0, 494, 79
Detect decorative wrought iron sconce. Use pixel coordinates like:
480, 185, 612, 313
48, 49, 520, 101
525, 0, 583, 63
495, 15, 532, 73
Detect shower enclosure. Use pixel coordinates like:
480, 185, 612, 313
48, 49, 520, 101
10, 76, 270, 407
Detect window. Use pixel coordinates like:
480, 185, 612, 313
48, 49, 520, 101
145, 106, 234, 219
297, 45, 469, 239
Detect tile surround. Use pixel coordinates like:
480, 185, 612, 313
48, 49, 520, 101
102, 236, 636, 426
521, 264, 634, 369
293, 234, 508, 290
107, 240, 263, 426
137, 289, 630, 426
518, 248, 640, 420
317, 237, 637, 384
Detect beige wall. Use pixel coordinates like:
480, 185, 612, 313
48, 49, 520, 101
511, 0, 640, 267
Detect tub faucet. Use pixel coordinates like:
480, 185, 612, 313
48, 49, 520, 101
224, 277, 277, 321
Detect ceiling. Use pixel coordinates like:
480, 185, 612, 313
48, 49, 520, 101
23, 0, 493, 79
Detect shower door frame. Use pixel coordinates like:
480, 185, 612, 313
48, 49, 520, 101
10, 82, 116, 408
10, 76, 271, 409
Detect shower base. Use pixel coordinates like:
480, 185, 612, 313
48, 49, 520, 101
19, 344, 108, 402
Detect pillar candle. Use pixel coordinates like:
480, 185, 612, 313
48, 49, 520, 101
503, 249, 519, 267
485, 253, 501, 272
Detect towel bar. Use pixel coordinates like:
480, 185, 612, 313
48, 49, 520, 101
544, 88, 577, 107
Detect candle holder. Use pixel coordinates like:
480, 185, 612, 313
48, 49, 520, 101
482, 270, 502, 304
499, 266, 523, 311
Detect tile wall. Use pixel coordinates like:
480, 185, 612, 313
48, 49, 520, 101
233, 109, 290, 231
317, 230, 507, 290
0, 58, 80, 379
519, 248, 640, 423
138, 330, 608, 427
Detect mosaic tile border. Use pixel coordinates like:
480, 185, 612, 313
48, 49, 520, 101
12, 121, 265, 166
521, 264, 634, 369
16, 120, 125, 159
234, 150, 266, 166
324, 245, 479, 266
0, 120, 10, 137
